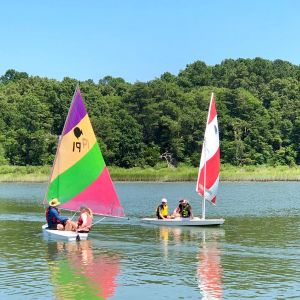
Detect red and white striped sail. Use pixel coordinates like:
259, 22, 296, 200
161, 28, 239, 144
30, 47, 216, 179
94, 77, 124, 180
196, 93, 220, 205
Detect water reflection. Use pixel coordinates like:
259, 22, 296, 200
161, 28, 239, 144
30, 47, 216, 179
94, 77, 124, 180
45, 239, 120, 299
158, 227, 224, 299
197, 229, 224, 300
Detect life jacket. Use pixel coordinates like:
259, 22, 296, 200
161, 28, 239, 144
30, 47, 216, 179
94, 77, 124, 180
77, 212, 92, 230
45, 207, 61, 225
179, 204, 191, 218
156, 204, 168, 217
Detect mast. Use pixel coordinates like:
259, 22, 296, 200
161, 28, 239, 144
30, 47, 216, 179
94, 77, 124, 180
202, 138, 206, 220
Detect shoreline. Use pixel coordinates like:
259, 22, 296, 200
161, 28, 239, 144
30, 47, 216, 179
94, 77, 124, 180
0, 165, 300, 182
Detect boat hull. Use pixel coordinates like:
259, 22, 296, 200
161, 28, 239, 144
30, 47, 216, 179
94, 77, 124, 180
42, 224, 88, 241
141, 217, 224, 226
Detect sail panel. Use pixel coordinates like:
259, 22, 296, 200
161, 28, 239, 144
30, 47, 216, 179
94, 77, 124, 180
63, 89, 87, 135
60, 166, 125, 217
45, 87, 124, 217
196, 93, 220, 205
199, 115, 219, 169
207, 95, 217, 124
47, 143, 105, 204
197, 149, 220, 191
50, 115, 97, 182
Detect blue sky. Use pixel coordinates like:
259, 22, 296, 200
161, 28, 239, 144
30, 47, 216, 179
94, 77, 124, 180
0, 0, 299, 83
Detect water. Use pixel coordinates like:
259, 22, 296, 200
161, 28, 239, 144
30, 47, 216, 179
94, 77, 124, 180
0, 182, 299, 299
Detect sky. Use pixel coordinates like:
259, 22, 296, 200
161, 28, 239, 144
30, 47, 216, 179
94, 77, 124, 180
0, 0, 299, 83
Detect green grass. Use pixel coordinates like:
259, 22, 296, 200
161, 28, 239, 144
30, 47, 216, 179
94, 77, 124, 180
109, 166, 197, 181
0, 165, 50, 182
0, 164, 300, 182
220, 164, 300, 181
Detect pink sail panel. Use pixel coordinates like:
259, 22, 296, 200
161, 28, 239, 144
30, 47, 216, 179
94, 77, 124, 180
196, 93, 220, 205
60, 166, 125, 217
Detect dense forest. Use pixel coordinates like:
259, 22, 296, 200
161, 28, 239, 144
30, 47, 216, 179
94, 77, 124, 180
0, 57, 299, 168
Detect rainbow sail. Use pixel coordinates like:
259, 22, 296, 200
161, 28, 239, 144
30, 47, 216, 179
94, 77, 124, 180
44, 87, 124, 217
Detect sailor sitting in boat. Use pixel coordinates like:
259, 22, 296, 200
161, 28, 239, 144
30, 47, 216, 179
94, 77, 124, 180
45, 199, 77, 231
156, 198, 171, 219
77, 206, 93, 233
171, 199, 193, 219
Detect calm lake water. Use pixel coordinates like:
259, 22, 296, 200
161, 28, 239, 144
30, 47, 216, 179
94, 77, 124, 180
0, 182, 299, 299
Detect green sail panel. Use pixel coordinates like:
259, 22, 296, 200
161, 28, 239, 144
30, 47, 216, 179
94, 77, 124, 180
47, 143, 105, 203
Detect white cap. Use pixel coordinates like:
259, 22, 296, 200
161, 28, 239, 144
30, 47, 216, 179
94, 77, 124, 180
161, 198, 167, 203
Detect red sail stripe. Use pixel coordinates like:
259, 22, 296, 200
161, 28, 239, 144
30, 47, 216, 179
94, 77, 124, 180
197, 148, 220, 194
207, 95, 217, 125
211, 196, 217, 205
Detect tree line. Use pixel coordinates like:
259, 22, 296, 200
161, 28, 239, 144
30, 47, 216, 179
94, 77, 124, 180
0, 57, 299, 168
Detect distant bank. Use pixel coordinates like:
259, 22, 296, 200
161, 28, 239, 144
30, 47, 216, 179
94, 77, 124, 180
0, 165, 299, 182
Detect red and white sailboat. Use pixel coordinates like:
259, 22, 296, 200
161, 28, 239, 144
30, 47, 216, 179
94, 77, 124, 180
195, 92, 224, 225
142, 93, 224, 226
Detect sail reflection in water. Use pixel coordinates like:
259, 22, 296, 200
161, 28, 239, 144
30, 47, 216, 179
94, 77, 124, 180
197, 229, 224, 300
158, 227, 224, 299
45, 240, 120, 299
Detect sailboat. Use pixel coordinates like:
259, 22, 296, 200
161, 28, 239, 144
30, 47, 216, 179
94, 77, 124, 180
42, 86, 124, 241
142, 93, 224, 226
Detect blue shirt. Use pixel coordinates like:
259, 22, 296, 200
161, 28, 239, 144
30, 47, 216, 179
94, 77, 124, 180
47, 206, 69, 227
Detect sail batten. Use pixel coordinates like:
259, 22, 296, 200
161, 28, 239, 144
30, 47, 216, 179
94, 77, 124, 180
196, 93, 220, 205
44, 87, 124, 217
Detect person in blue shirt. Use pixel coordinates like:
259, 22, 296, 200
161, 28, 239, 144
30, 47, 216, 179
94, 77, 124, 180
45, 198, 76, 231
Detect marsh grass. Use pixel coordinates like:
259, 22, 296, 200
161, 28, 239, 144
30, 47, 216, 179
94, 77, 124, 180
109, 166, 197, 181
0, 164, 300, 182
0, 165, 50, 182
220, 164, 300, 181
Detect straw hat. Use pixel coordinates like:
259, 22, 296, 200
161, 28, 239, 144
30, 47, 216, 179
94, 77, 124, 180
49, 198, 61, 207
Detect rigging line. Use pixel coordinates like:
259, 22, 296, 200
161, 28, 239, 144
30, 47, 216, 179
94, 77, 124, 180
70, 210, 79, 221
91, 217, 106, 226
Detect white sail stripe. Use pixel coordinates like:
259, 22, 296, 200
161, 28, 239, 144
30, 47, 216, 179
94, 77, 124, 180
204, 176, 219, 202
199, 115, 219, 169
199, 144, 205, 170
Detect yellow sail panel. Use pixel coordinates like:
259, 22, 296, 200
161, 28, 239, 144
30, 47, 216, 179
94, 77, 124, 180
50, 115, 97, 182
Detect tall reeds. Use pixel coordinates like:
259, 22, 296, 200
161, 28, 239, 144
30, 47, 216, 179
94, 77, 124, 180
0, 164, 299, 182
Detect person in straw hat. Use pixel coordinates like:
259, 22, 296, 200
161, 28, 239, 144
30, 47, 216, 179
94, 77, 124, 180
45, 198, 77, 231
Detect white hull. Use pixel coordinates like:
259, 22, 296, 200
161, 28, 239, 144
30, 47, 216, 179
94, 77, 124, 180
141, 217, 224, 226
42, 224, 88, 241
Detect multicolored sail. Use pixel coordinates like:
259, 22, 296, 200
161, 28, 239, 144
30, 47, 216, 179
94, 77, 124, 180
196, 93, 220, 205
44, 87, 124, 217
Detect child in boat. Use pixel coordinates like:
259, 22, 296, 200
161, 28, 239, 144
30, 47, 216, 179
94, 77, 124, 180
77, 206, 93, 233
171, 199, 193, 219
171, 199, 184, 218
46, 199, 77, 231
156, 198, 171, 219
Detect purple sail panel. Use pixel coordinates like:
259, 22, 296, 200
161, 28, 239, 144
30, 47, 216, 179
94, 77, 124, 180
63, 89, 87, 135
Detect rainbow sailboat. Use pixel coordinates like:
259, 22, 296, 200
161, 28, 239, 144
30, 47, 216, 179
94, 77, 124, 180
43, 86, 124, 240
